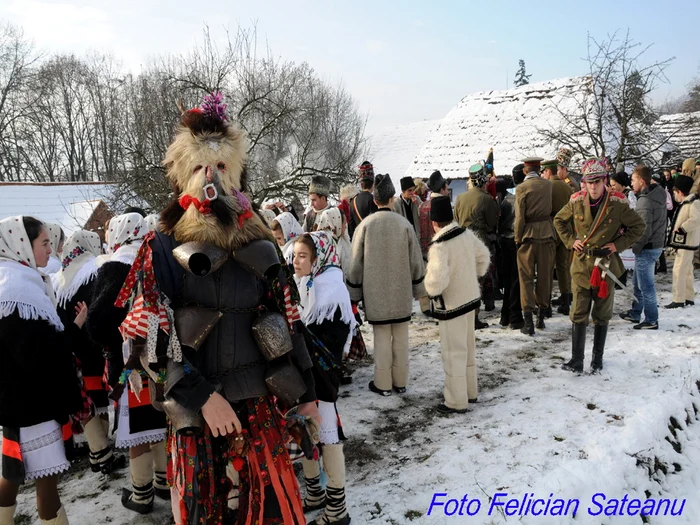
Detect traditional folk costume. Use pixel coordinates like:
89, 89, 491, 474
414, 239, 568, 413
54, 230, 126, 474
85, 213, 168, 514
554, 159, 645, 373
294, 232, 355, 525
114, 92, 317, 525
347, 175, 426, 395
315, 207, 366, 363
425, 197, 491, 413
667, 176, 700, 306
0, 216, 82, 525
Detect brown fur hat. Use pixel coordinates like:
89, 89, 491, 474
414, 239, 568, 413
160, 93, 270, 249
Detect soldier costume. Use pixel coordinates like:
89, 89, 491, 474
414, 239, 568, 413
554, 158, 645, 373
556, 148, 580, 193
542, 159, 574, 315
514, 157, 557, 335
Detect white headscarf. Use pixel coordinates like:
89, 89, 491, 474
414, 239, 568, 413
144, 214, 160, 233
53, 230, 102, 308
41, 222, 65, 275
316, 207, 351, 274
0, 216, 64, 330
273, 212, 304, 263
96, 213, 147, 267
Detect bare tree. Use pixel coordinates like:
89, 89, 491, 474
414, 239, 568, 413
0, 22, 41, 181
538, 30, 677, 169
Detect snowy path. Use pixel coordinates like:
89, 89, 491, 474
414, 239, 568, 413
4, 271, 700, 525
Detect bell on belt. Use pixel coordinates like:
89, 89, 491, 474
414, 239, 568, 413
252, 311, 293, 361
174, 306, 223, 350
265, 359, 307, 407
173, 241, 228, 277
162, 398, 205, 436
233, 239, 281, 280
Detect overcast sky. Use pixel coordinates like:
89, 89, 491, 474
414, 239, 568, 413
2, 0, 698, 135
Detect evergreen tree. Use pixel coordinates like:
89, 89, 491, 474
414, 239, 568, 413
514, 59, 532, 87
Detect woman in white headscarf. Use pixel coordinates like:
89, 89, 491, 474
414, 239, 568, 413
144, 214, 160, 234
41, 223, 65, 275
0, 216, 84, 525
270, 211, 304, 263
85, 212, 167, 515
54, 230, 126, 476
316, 207, 352, 276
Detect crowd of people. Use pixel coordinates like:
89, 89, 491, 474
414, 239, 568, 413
1, 89, 699, 525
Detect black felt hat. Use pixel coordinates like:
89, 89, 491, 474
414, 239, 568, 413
400, 176, 416, 192
373, 174, 396, 202
430, 195, 453, 223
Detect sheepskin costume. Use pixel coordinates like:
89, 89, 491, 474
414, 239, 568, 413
159, 93, 271, 251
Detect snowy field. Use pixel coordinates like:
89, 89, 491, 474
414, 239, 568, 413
4, 265, 700, 525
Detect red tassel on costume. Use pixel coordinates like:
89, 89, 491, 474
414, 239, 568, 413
590, 266, 602, 288
598, 279, 609, 299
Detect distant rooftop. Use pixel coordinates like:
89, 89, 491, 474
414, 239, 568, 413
0, 182, 119, 235
405, 77, 593, 180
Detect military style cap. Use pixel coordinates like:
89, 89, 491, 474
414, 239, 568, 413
469, 163, 488, 187
521, 157, 544, 168
580, 158, 608, 181
541, 159, 558, 171
556, 147, 573, 168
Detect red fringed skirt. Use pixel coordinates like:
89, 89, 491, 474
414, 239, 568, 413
167, 395, 305, 525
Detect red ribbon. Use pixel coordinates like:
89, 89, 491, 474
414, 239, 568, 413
179, 194, 212, 215
238, 208, 254, 229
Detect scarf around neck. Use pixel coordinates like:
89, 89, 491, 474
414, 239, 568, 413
53, 230, 102, 308
0, 216, 63, 330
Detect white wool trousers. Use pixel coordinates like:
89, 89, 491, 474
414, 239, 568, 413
673, 250, 696, 303
372, 322, 410, 391
439, 311, 478, 410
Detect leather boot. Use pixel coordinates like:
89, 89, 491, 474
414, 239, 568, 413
562, 323, 586, 373
536, 308, 546, 329
121, 451, 154, 514
590, 324, 608, 373
0, 504, 15, 525
557, 293, 570, 316
308, 444, 350, 525
40, 506, 68, 525
302, 458, 325, 512
520, 312, 535, 335
551, 294, 564, 306
151, 441, 169, 500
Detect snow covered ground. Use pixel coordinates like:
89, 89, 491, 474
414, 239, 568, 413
4, 267, 700, 525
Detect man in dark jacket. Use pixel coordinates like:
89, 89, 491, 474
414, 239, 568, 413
349, 161, 378, 238
620, 165, 667, 329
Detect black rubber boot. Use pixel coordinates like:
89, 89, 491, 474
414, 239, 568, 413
590, 324, 608, 373
562, 323, 586, 373
536, 308, 546, 329
551, 294, 564, 306
521, 312, 535, 335
557, 293, 571, 316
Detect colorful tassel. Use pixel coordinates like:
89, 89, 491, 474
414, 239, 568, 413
590, 266, 602, 288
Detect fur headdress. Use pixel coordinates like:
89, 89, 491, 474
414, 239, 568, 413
160, 91, 269, 250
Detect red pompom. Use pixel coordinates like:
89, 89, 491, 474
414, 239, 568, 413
232, 456, 245, 472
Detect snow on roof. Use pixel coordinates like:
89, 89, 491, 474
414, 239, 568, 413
0, 182, 117, 235
368, 119, 442, 189
405, 77, 593, 180
652, 111, 700, 162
